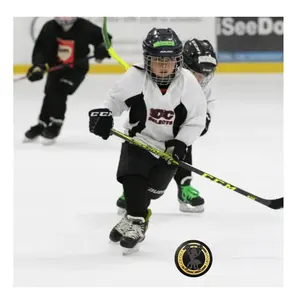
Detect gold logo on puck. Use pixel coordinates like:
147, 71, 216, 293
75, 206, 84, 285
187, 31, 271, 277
174, 240, 213, 277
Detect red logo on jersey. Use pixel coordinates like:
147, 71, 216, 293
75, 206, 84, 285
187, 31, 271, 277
57, 38, 75, 65
148, 109, 174, 125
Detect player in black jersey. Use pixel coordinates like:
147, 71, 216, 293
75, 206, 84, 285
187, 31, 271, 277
24, 17, 112, 144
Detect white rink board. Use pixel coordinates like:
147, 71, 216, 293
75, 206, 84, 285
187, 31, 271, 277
13, 17, 216, 64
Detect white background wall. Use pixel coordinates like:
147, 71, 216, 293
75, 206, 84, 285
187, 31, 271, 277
14, 17, 34, 64
13, 17, 216, 64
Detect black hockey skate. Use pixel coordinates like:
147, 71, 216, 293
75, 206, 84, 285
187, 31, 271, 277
41, 118, 63, 145
120, 209, 152, 254
178, 177, 205, 213
109, 212, 132, 243
109, 209, 152, 254
23, 121, 46, 142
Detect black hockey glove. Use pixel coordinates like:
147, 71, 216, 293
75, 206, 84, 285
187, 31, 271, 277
88, 108, 113, 140
94, 44, 110, 62
27, 64, 47, 82
200, 112, 211, 136
165, 139, 188, 162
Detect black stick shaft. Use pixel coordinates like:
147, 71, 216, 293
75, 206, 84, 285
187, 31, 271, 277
14, 55, 95, 82
47, 55, 95, 72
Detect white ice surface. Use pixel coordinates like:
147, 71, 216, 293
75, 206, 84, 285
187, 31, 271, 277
14, 74, 283, 286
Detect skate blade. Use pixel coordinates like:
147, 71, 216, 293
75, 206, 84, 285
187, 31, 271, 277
41, 137, 56, 146
23, 136, 38, 143
179, 203, 204, 213
122, 244, 140, 255
108, 240, 119, 245
117, 208, 126, 215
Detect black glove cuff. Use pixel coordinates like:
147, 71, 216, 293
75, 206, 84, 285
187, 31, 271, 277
165, 139, 187, 150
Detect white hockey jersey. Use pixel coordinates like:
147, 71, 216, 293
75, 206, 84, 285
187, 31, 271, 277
103, 66, 207, 151
202, 84, 217, 116
202, 83, 217, 118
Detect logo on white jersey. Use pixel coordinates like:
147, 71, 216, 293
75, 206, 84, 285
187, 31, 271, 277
148, 108, 174, 125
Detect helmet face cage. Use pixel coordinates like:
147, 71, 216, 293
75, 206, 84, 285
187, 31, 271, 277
143, 28, 183, 85
55, 17, 77, 27
199, 71, 215, 87
184, 63, 216, 87
144, 54, 183, 85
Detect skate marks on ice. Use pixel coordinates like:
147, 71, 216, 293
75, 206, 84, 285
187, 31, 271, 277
14, 213, 172, 286
14, 74, 283, 286
16, 133, 122, 152
14, 212, 203, 287
14, 210, 282, 286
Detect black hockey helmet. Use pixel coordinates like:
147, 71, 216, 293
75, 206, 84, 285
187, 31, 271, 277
142, 28, 183, 85
183, 39, 217, 87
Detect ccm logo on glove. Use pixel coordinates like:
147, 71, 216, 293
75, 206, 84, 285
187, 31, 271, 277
90, 111, 112, 117
88, 108, 113, 140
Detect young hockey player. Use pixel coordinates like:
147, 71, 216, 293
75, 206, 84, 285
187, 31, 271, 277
172, 39, 218, 212
24, 17, 112, 144
116, 38, 218, 214
89, 28, 207, 253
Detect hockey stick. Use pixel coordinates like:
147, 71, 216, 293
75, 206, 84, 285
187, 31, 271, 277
14, 55, 95, 82
102, 17, 130, 70
102, 18, 283, 210
111, 128, 283, 210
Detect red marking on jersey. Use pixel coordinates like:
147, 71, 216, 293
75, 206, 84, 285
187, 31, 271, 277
160, 88, 167, 95
57, 38, 75, 66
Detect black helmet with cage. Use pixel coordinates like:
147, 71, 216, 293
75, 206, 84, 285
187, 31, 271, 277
142, 28, 183, 85
183, 39, 217, 87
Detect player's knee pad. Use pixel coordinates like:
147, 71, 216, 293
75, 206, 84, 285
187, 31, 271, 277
147, 187, 165, 200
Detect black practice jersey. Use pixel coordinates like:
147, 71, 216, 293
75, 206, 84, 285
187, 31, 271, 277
32, 18, 112, 70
